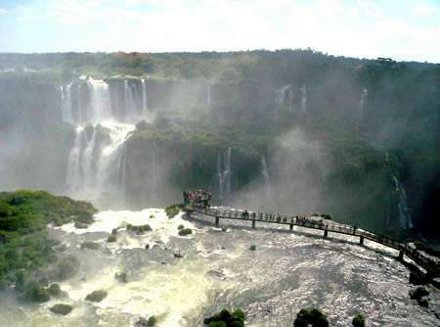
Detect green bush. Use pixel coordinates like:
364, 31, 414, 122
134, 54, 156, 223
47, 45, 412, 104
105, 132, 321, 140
107, 235, 117, 242
127, 224, 152, 234
147, 316, 157, 326
85, 289, 108, 302
115, 272, 127, 283
178, 228, 192, 236
165, 204, 180, 218
249, 245, 256, 251
204, 308, 245, 327
47, 283, 61, 296
352, 314, 365, 327
50, 303, 73, 315
21, 280, 50, 303
293, 308, 329, 327
178, 225, 185, 230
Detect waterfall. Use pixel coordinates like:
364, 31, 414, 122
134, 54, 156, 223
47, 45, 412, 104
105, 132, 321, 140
65, 123, 134, 204
65, 126, 84, 192
95, 123, 135, 193
357, 88, 368, 132
61, 78, 112, 124
81, 127, 97, 187
88, 78, 111, 122
62, 76, 155, 207
217, 147, 232, 199
275, 84, 293, 111
141, 79, 148, 116
392, 176, 413, 229
300, 84, 307, 114
124, 80, 136, 121
60, 84, 73, 123
261, 155, 271, 197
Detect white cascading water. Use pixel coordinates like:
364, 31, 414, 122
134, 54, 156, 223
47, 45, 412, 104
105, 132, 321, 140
65, 123, 135, 205
392, 176, 413, 229
124, 80, 136, 121
88, 78, 112, 122
62, 76, 145, 207
357, 88, 368, 132
217, 147, 232, 200
261, 155, 272, 197
95, 123, 135, 192
300, 84, 307, 114
141, 78, 148, 116
275, 84, 293, 111
60, 84, 73, 123
65, 126, 85, 193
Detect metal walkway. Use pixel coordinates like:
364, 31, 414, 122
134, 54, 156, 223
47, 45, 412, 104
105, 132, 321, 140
184, 205, 440, 278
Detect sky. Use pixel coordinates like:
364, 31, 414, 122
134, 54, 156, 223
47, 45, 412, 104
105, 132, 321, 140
0, 0, 439, 63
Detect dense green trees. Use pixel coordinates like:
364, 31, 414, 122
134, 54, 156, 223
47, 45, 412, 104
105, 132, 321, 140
0, 190, 96, 289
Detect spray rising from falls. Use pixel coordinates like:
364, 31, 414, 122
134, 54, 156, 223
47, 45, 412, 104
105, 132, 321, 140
217, 147, 232, 200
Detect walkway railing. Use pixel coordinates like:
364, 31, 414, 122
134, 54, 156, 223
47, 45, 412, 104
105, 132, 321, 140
185, 205, 440, 277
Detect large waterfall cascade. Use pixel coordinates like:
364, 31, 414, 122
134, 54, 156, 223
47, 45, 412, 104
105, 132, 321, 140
61, 76, 149, 206
392, 176, 413, 230
217, 147, 232, 200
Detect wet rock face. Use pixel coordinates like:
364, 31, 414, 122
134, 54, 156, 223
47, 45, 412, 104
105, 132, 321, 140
410, 286, 430, 307
409, 271, 429, 285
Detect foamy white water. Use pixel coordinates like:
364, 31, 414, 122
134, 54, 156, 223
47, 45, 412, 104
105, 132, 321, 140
1, 209, 439, 327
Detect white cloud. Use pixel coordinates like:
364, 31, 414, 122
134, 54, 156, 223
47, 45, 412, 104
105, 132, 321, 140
413, 3, 440, 17
0, 8, 8, 15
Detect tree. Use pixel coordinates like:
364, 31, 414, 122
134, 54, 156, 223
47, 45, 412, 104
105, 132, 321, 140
352, 314, 365, 327
293, 308, 329, 327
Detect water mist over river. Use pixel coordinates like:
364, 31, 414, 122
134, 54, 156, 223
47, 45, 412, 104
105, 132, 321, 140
0, 209, 438, 327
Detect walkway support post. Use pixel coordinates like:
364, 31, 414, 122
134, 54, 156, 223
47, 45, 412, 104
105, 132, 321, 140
359, 236, 364, 245
215, 216, 219, 227
252, 218, 256, 229
324, 229, 328, 238
398, 250, 404, 261
289, 223, 294, 231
